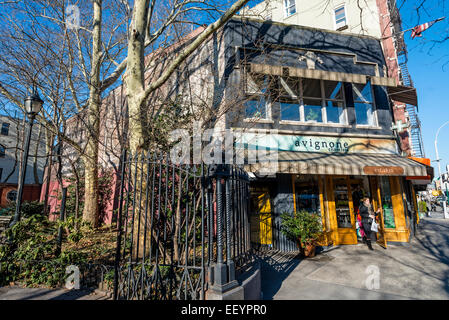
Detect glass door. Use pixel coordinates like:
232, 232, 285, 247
379, 177, 395, 229
369, 177, 387, 249
333, 178, 352, 228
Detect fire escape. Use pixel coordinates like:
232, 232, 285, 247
389, 0, 426, 158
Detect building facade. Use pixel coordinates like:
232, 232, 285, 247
0, 115, 46, 208
242, 0, 426, 159
217, 17, 428, 248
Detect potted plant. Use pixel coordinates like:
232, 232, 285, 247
281, 211, 323, 257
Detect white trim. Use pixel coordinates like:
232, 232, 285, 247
355, 125, 383, 130
279, 120, 351, 128
243, 118, 275, 124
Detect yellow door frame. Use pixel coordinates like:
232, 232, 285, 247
326, 176, 357, 245
369, 176, 388, 249
384, 176, 410, 242
257, 190, 272, 245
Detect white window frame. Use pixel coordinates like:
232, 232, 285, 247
323, 80, 348, 125
284, 0, 296, 18
243, 72, 273, 122
302, 78, 324, 123
353, 81, 378, 127
276, 77, 348, 126
334, 5, 347, 30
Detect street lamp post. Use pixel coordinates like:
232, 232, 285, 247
10, 87, 44, 227
434, 120, 449, 219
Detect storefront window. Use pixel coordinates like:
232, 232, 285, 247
295, 176, 321, 215
380, 177, 396, 228
334, 178, 352, 228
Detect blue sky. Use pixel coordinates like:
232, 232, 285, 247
399, 0, 449, 175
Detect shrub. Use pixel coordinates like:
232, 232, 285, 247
281, 210, 323, 246
0, 213, 88, 287
0, 201, 44, 218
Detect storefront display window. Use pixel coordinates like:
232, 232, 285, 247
295, 176, 321, 215
380, 177, 396, 228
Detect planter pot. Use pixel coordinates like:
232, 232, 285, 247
303, 242, 316, 258
297, 239, 316, 258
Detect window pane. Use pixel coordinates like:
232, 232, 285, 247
246, 73, 269, 95
303, 79, 321, 98
324, 81, 343, 100
295, 176, 321, 215
245, 97, 267, 119
335, 7, 345, 16
334, 178, 352, 228
326, 101, 344, 124
355, 102, 374, 125
278, 77, 299, 98
335, 6, 346, 27
380, 177, 396, 228
1, 123, 9, 135
353, 82, 373, 102
304, 98, 323, 122
285, 0, 296, 15
280, 101, 300, 121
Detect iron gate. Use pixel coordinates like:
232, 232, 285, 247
112, 151, 252, 300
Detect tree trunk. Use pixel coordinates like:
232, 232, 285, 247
82, 0, 102, 227
126, 0, 148, 154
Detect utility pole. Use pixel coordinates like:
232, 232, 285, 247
434, 121, 449, 219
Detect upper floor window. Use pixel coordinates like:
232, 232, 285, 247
0, 144, 5, 158
244, 73, 272, 120
284, 0, 296, 17
334, 5, 347, 30
353, 81, 376, 126
275, 77, 347, 125
325, 81, 345, 124
1, 123, 10, 135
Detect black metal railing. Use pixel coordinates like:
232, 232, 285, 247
113, 151, 251, 300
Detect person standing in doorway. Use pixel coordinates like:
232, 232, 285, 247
359, 197, 380, 250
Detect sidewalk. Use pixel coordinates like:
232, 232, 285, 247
0, 286, 110, 300
260, 214, 449, 300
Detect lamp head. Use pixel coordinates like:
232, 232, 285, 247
24, 87, 43, 116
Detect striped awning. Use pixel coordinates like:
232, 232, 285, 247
245, 151, 428, 177
249, 63, 397, 86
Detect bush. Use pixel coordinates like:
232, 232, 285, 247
0, 213, 88, 287
281, 211, 323, 246
0, 201, 44, 218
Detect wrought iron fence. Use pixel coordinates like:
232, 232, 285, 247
113, 151, 252, 300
